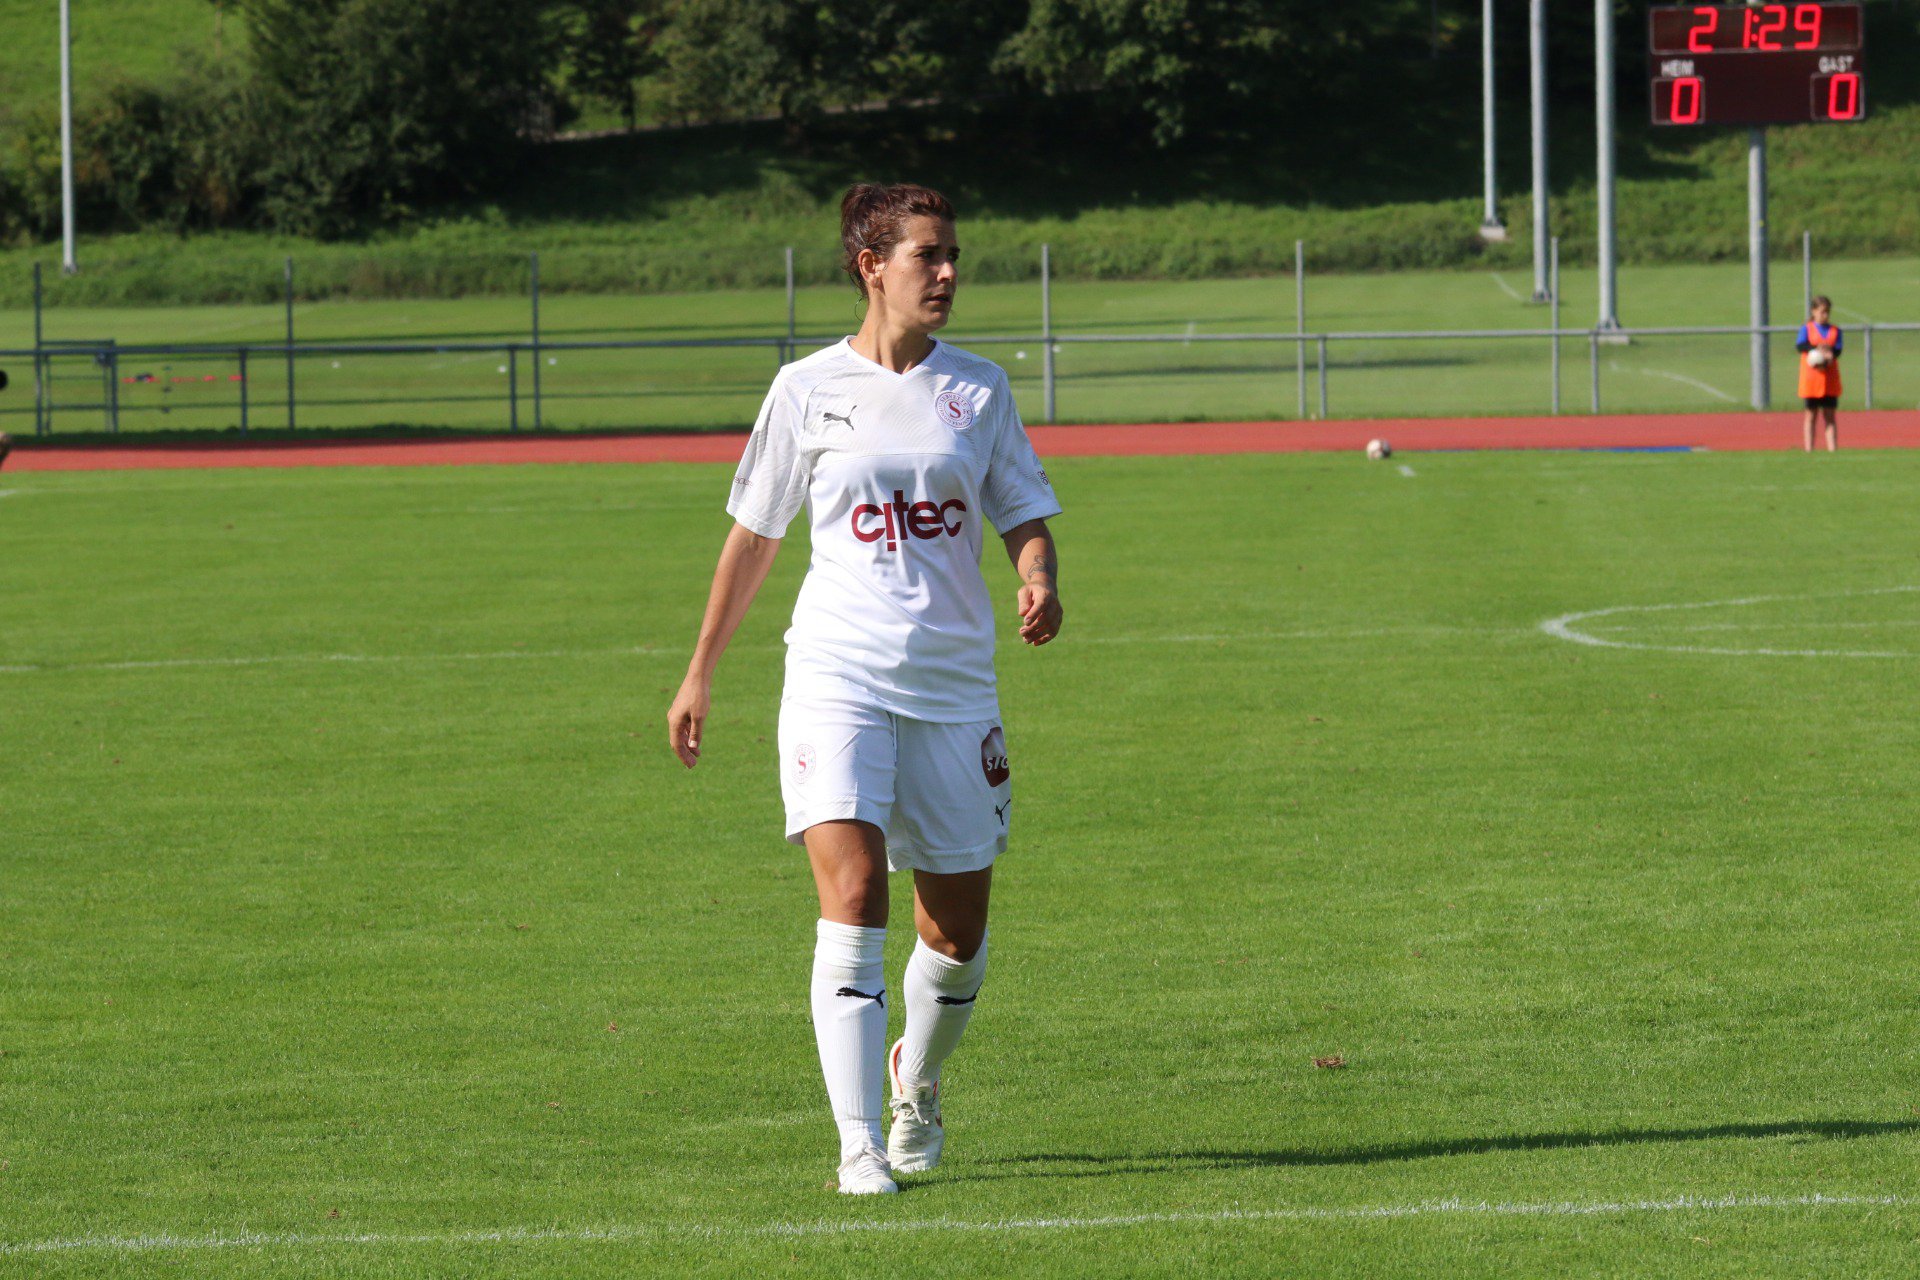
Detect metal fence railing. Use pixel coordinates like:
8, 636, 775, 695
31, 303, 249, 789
2, 320, 1912, 437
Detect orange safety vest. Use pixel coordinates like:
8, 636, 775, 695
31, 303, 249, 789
1798, 322, 1842, 399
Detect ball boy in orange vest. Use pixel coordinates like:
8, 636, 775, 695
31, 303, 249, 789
1797, 296, 1842, 453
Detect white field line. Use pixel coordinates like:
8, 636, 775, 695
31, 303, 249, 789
1607, 358, 1738, 404
1835, 305, 1872, 324
1490, 273, 1524, 302
0, 625, 1519, 676
1540, 585, 1920, 658
0, 1192, 1906, 1257
1397, 464, 1417, 478
1015, 624, 1512, 646
1591, 618, 1920, 634
0, 645, 671, 675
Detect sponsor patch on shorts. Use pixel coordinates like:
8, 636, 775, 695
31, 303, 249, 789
981, 726, 1009, 787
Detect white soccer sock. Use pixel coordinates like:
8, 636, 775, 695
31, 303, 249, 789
897, 933, 988, 1091
810, 919, 889, 1160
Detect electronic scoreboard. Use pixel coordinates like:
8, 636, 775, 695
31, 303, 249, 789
1649, 4, 1866, 126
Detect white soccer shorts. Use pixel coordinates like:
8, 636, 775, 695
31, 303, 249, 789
778, 698, 1012, 874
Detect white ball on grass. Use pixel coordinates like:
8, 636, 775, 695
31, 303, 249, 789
1366, 438, 1392, 461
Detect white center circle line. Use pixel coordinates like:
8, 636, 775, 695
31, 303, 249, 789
1539, 585, 1920, 659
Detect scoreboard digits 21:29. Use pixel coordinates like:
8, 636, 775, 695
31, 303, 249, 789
1649, 3, 1866, 127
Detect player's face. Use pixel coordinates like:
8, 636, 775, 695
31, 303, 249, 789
1812, 303, 1830, 324
881, 216, 960, 332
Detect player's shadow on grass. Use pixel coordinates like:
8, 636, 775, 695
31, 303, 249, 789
960, 1119, 1920, 1183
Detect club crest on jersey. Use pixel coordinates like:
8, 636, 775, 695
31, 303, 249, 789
793, 743, 816, 782
981, 726, 1010, 787
934, 390, 976, 431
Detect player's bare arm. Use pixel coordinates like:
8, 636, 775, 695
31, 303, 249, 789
667, 523, 782, 768
1002, 518, 1062, 646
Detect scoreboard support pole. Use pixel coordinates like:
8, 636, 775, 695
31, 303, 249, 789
1748, 126, 1770, 410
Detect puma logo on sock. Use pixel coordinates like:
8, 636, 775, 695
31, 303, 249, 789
836, 985, 885, 1006
934, 988, 980, 1006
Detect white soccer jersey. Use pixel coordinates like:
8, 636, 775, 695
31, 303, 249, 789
726, 338, 1061, 722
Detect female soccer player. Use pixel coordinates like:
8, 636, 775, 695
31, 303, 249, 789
666, 183, 1063, 1195
1798, 295, 1843, 452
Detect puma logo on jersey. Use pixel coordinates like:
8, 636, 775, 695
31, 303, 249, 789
836, 986, 886, 1006
994, 801, 1011, 826
851, 490, 966, 550
821, 408, 856, 430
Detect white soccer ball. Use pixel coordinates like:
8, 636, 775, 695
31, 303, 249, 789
1366, 438, 1392, 461
1808, 347, 1832, 368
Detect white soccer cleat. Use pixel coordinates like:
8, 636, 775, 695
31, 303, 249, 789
887, 1038, 946, 1174
836, 1145, 898, 1195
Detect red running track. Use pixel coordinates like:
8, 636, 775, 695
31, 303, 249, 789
7, 411, 1920, 472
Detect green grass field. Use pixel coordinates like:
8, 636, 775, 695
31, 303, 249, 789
7, 255, 1920, 438
5, 448, 1920, 1275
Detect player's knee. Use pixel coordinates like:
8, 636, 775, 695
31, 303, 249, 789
921, 917, 985, 961
827, 875, 888, 927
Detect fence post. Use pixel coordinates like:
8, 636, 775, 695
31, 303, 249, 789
284, 257, 296, 431
1802, 230, 1812, 315
530, 252, 543, 430
238, 348, 248, 434
1041, 243, 1055, 423
784, 246, 796, 365
1294, 240, 1307, 420
1863, 325, 1873, 409
1549, 236, 1561, 414
104, 345, 118, 433
1316, 335, 1329, 419
1589, 330, 1601, 413
508, 345, 519, 432
32, 262, 45, 435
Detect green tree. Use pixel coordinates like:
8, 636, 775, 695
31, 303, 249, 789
649, 0, 1024, 127
565, 0, 662, 130
241, 0, 565, 235
997, 0, 1429, 145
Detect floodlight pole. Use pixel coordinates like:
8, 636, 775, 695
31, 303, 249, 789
1594, 0, 1620, 330
1748, 127, 1770, 409
1528, 0, 1551, 300
1479, 0, 1506, 240
59, 0, 76, 274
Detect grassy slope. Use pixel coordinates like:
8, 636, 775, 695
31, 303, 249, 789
4, 451, 1920, 1275
7, 256, 1920, 436
0, 9, 1917, 304
0, 0, 235, 108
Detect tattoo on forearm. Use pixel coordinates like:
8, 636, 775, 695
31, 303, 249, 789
1024, 555, 1057, 585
